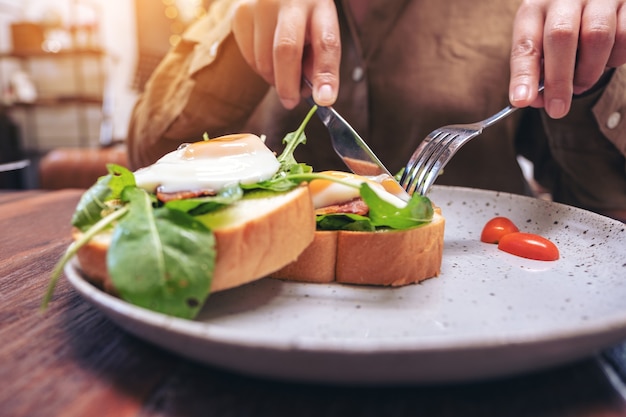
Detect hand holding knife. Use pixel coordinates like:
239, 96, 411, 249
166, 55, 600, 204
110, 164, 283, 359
303, 79, 411, 201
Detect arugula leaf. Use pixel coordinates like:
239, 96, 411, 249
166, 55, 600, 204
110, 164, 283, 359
361, 183, 434, 229
276, 106, 316, 168
243, 107, 317, 192
247, 163, 313, 192
42, 205, 129, 310
108, 187, 216, 319
71, 164, 135, 230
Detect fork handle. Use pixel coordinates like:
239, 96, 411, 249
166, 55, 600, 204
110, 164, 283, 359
482, 84, 545, 129
481, 105, 519, 129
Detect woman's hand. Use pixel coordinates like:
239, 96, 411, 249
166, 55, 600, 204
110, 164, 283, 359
510, 0, 626, 118
232, 0, 341, 109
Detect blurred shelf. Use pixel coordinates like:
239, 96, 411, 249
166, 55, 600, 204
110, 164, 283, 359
11, 96, 104, 107
0, 48, 106, 59
0, 45, 110, 151
0, 49, 106, 59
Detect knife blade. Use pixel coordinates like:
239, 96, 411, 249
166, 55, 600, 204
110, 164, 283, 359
304, 80, 410, 201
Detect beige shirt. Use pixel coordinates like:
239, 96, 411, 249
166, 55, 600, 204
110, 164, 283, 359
127, 0, 626, 219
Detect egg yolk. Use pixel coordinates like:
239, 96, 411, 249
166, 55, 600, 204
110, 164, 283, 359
380, 175, 405, 196
308, 171, 356, 195
182, 134, 265, 160
308, 171, 406, 209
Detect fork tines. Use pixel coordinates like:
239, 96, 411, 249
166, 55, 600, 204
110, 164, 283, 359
401, 130, 461, 195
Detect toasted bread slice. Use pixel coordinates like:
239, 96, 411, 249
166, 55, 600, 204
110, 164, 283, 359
74, 186, 315, 294
270, 230, 338, 283
270, 210, 445, 286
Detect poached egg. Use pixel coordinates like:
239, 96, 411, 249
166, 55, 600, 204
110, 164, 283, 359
134, 134, 280, 193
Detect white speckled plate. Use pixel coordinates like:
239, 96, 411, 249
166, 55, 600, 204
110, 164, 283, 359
65, 186, 626, 384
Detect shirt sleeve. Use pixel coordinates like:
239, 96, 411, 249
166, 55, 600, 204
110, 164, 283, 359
592, 67, 626, 157
533, 66, 626, 219
127, 0, 269, 169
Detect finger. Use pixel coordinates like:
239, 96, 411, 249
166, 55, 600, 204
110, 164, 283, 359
542, 0, 581, 118
273, 4, 308, 109
232, 1, 257, 71
607, 3, 626, 67
510, 2, 545, 108
253, 1, 279, 86
574, 0, 616, 94
308, 0, 341, 106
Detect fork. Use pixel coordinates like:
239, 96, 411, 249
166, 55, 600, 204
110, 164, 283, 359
400, 84, 544, 196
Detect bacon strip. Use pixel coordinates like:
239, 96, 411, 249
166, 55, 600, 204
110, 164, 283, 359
156, 187, 217, 203
315, 198, 369, 216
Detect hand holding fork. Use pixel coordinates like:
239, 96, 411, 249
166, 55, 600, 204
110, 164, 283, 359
400, 84, 545, 196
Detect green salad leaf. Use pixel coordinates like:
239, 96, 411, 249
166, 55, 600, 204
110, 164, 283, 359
42, 205, 129, 310
242, 106, 316, 192
71, 164, 135, 231
276, 106, 314, 169
108, 187, 216, 319
361, 183, 434, 229
316, 213, 376, 231
315, 183, 434, 231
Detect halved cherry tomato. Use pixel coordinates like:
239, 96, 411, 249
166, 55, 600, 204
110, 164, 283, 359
497, 232, 560, 261
480, 216, 520, 243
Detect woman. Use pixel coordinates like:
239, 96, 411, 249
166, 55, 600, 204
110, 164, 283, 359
128, 0, 626, 221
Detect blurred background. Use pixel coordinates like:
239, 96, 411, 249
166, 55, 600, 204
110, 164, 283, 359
0, 0, 211, 189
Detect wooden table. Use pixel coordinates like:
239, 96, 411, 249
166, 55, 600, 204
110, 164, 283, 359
2, 189, 626, 417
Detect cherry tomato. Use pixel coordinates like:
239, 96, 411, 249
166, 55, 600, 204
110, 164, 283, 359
497, 232, 560, 261
480, 216, 520, 243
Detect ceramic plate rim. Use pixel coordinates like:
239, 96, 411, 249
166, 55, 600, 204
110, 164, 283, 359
65, 260, 626, 353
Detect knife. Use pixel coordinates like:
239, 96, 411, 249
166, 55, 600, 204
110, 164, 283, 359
304, 80, 411, 201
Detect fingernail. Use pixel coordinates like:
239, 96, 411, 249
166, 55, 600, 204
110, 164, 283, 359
316, 84, 335, 105
281, 98, 299, 109
548, 99, 566, 118
512, 84, 530, 103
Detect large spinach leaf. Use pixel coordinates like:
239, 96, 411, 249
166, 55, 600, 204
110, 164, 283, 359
361, 183, 434, 229
108, 187, 216, 319
315, 183, 434, 231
